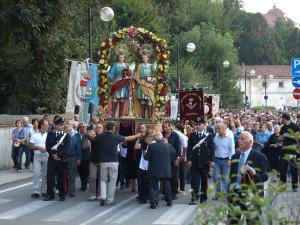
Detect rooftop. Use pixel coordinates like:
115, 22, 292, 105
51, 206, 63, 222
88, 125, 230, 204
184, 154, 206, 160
264, 5, 286, 27
240, 65, 291, 78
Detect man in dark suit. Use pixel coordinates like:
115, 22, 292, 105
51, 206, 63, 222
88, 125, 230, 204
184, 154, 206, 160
75, 122, 90, 191
44, 116, 69, 201
144, 132, 176, 209
279, 113, 299, 191
187, 117, 214, 204
162, 121, 181, 199
228, 131, 269, 224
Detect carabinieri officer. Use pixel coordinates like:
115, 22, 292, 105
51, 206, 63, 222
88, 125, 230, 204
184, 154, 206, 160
44, 116, 69, 201
187, 117, 214, 204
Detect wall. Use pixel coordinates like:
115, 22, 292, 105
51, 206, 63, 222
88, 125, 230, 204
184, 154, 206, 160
0, 126, 13, 169
240, 77, 296, 108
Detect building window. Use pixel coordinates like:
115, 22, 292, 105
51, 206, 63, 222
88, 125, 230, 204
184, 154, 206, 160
262, 81, 267, 87
279, 81, 284, 88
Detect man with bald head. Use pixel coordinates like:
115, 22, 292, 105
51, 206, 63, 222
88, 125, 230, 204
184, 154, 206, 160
228, 131, 269, 224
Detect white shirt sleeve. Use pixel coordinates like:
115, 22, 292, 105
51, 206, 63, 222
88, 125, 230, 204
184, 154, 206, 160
29, 133, 36, 144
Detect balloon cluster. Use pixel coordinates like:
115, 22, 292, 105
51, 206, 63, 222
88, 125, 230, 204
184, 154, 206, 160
98, 26, 170, 113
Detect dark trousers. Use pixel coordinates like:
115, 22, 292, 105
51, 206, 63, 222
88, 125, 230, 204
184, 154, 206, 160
47, 159, 65, 197
149, 178, 172, 204
171, 166, 179, 197
179, 159, 187, 191
17, 145, 31, 170
78, 160, 89, 188
12, 146, 21, 168
279, 158, 298, 188
67, 156, 77, 195
138, 169, 149, 202
190, 166, 209, 201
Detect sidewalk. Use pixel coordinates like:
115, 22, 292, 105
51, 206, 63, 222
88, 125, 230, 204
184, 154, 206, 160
0, 167, 33, 186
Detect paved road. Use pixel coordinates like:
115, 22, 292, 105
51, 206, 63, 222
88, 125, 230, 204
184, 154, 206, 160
0, 179, 198, 225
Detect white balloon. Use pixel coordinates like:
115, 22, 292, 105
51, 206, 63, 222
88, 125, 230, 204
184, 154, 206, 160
100, 7, 114, 22
186, 43, 196, 52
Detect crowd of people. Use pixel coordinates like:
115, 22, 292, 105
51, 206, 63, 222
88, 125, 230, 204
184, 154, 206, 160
10, 110, 300, 222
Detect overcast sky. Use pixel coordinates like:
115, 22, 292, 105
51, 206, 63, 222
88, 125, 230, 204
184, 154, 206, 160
243, 0, 300, 24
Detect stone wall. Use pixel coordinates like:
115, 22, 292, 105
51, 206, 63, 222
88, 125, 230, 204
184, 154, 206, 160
0, 126, 14, 169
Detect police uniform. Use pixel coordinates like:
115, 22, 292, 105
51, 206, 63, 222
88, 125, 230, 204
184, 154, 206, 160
187, 117, 214, 204
44, 117, 69, 201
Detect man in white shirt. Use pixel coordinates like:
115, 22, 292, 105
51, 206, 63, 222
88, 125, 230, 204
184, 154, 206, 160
211, 122, 235, 199
29, 119, 49, 198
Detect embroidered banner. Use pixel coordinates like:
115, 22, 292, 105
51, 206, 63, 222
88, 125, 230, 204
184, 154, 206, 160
179, 89, 204, 122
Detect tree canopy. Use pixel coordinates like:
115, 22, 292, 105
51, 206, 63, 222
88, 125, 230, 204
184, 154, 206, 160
0, 0, 298, 113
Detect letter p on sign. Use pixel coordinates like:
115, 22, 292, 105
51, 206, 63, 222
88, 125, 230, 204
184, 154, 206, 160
291, 58, 300, 76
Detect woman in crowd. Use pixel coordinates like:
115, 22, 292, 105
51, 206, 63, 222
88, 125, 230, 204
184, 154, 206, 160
135, 129, 154, 203
253, 123, 270, 152
266, 124, 282, 173
12, 120, 25, 172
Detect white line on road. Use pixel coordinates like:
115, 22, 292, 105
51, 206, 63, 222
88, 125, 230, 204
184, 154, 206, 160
104, 204, 148, 224
0, 201, 54, 220
0, 182, 32, 194
44, 202, 98, 222
0, 199, 12, 205
152, 204, 197, 225
113, 204, 148, 224
79, 195, 137, 225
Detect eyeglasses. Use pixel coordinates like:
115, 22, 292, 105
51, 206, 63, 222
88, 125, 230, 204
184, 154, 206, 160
79, 126, 86, 128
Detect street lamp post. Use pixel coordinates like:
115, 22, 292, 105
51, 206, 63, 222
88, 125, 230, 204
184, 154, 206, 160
242, 63, 255, 111
88, 6, 114, 62
258, 74, 273, 110
216, 60, 230, 94
176, 41, 196, 89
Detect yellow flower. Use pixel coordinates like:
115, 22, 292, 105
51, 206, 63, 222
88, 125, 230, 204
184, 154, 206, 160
103, 63, 109, 69
102, 78, 107, 83
156, 96, 160, 101
101, 42, 106, 47
162, 54, 168, 59
99, 59, 105, 64
101, 70, 106, 74
104, 84, 108, 89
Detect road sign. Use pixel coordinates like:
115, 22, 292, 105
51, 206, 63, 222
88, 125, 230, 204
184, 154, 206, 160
292, 77, 300, 88
291, 58, 300, 76
293, 88, 300, 100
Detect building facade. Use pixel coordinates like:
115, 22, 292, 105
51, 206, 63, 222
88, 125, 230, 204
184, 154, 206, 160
239, 65, 296, 109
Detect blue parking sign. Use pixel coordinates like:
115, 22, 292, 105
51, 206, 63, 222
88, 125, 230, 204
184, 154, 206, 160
291, 58, 300, 76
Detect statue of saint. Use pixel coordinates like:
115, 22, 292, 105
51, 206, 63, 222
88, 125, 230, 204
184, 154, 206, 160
109, 52, 129, 117
135, 50, 156, 119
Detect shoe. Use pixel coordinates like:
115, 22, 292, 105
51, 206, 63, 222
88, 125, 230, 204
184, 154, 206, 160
44, 196, 54, 201
59, 196, 65, 201
188, 200, 197, 205
41, 193, 47, 198
88, 196, 97, 201
69, 193, 75, 197
80, 186, 87, 191
150, 202, 157, 209
31, 193, 39, 199
200, 195, 208, 203
25, 165, 29, 169
17, 170, 22, 173
172, 195, 178, 200
166, 201, 172, 206
100, 200, 106, 206
292, 187, 298, 192
139, 200, 147, 204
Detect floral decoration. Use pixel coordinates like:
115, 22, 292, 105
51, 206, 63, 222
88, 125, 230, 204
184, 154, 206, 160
98, 26, 170, 113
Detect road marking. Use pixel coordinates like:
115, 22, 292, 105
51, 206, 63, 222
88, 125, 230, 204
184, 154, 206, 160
0, 201, 54, 220
152, 204, 197, 225
0, 182, 32, 194
104, 204, 148, 224
0, 199, 11, 205
44, 202, 97, 222
79, 195, 137, 225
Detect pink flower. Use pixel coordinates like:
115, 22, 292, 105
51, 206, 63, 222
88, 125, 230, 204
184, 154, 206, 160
127, 26, 137, 38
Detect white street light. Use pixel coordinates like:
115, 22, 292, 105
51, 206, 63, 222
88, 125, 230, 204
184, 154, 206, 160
186, 43, 196, 53
100, 7, 114, 22
223, 60, 230, 68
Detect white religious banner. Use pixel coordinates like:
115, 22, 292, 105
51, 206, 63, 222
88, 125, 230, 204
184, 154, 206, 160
209, 94, 220, 115
170, 94, 178, 120
65, 61, 89, 117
